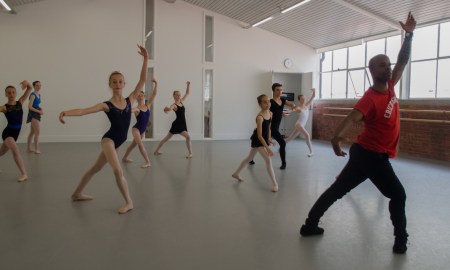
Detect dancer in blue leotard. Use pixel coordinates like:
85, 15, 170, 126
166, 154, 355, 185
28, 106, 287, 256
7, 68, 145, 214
59, 45, 148, 214
154, 81, 193, 158
26, 81, 43, 154
122, 78, 158, 168
0, 81, 33, 182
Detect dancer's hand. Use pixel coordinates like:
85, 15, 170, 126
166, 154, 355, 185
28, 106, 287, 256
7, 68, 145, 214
399, 12, 416, 33
20, 80, 29, 90
331, 136, 347, 157
39, 108, 44, 115
152, 78, 157, 84
266, 146, 274, 156
137, 44, 149, 59
59, 111, 66, 124
269, 140, 277, 146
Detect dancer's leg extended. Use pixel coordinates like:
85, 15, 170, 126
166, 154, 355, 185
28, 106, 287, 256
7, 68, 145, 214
232, 148, 258, 181
154, 133, 173, 155
101, 139, 133, 214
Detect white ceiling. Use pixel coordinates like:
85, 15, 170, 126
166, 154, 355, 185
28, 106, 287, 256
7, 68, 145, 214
3, 0, 450, 49
183, 0, 450, 49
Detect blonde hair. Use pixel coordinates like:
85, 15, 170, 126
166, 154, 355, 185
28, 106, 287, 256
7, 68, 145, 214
108, 71, 124, 83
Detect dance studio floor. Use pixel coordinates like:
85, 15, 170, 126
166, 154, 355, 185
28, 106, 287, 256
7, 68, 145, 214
1, 140, 449, 270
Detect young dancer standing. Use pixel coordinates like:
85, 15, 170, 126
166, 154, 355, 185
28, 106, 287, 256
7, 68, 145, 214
27, 80, 43, 154
59, 45, 148, 214
285, 88, 315, 157
232, 94, 278, 192
1, 81, 33, 181
122, 78, 158, 168
250, 83, 296, 169
153, 81, 192, 158
299, 13, 416, 254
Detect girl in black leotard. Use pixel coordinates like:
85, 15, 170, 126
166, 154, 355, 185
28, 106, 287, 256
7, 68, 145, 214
249, 83, 296, 169
154, 81, 193, 158
232, 94, 278, 192
122, 78, 158, 168
59, 45, 148, 214
0, 81, 33, 182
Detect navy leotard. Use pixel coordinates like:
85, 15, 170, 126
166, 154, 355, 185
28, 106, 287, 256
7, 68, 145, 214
102, 97, 131, 148
250, 115, 271, 148
169, 103, 187, 134
2, 101, 23, 141
133, 108, 150, 134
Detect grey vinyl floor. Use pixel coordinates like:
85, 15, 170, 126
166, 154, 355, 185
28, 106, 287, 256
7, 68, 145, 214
0, 139, 449, 270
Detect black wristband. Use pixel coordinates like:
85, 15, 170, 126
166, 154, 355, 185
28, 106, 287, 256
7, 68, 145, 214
405, 32, 413, 38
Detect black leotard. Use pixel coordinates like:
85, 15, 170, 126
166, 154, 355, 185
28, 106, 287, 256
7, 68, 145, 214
250, 115, 271, 148
2, 101, 23, 141
169, 103, 187, 134
102, 97, 131, 148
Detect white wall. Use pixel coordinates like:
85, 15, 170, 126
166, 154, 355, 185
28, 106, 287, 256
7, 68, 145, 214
0, 0, 318, 143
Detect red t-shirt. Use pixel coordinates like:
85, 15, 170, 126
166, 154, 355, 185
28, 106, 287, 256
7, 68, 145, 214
354, 80, 400, 158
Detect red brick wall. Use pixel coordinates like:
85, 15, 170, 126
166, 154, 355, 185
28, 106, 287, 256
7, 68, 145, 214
312, 100, 450, 162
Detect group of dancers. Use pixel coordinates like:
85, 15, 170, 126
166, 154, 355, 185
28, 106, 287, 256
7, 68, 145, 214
1, 12, 416, 253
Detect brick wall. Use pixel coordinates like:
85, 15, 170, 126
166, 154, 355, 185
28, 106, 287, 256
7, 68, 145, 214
312, 99, 450, 162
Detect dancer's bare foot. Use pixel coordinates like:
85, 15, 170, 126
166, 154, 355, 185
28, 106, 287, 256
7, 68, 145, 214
71, 194, 94, 201
18, 175, 28, 182
118, 202, 133, 214
141, 163, 151, 168
122, 158, 134, 163
271, 185, 279, 192
307, 153, 313, 157
28, 149, 35, 153
34, 150, 41, 154
186, 154, 193, 159
153, 151, 163, 156
232, 173, 244, 182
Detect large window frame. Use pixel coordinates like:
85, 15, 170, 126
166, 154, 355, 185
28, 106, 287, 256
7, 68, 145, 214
320, 20, 450, 100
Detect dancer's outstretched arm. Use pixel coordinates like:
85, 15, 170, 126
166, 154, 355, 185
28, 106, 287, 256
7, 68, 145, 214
128, 45, 149, 104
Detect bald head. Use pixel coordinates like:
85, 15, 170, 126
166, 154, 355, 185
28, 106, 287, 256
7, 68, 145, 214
369, 54, 390, 72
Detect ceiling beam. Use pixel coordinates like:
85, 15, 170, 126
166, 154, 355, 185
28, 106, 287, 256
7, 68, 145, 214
329, 0, 401, 30
1, 0, 16, 14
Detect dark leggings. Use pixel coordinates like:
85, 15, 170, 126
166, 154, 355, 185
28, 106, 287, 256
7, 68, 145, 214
271, 129, 286, 165
305, 143, 407, 237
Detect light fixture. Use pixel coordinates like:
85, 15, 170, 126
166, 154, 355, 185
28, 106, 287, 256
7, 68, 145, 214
281, 0, 311, 14
251, 16, 273, 27
0, 0, 12, 11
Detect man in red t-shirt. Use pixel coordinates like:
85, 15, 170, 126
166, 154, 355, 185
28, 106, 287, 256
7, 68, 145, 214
299, 13, 416, 254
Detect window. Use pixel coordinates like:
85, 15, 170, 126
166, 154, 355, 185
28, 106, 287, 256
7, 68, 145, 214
320, 20, 450, 99
145, 0, 154, 60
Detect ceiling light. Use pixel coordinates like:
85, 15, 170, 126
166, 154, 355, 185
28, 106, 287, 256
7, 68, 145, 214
252, 16, 273, 27
281, 0, 311, 14
0, 0, 12, 11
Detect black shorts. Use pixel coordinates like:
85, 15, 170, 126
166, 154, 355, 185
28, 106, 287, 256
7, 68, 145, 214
2, 127, 21, 141
27, 111, 41, 123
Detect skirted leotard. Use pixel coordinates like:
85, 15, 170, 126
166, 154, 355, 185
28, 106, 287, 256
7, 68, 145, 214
250, 115, 271, 148
133, 108, 150, 134
102, 97, 131, 148
27, 92, 41, 123
169, 103, 187, 134
2, 101, 23, 141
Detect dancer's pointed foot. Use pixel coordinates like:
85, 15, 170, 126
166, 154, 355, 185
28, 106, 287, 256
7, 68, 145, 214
122, 158, 134, 163
271, 185, 279, 192
186, 154, 193, 159
141, 163, 151, 168
232, 173, 244, 182
18, 175, 28, 182
118, 202, 133, 214
71, 194, 94, 201
153, 151, 163, 156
